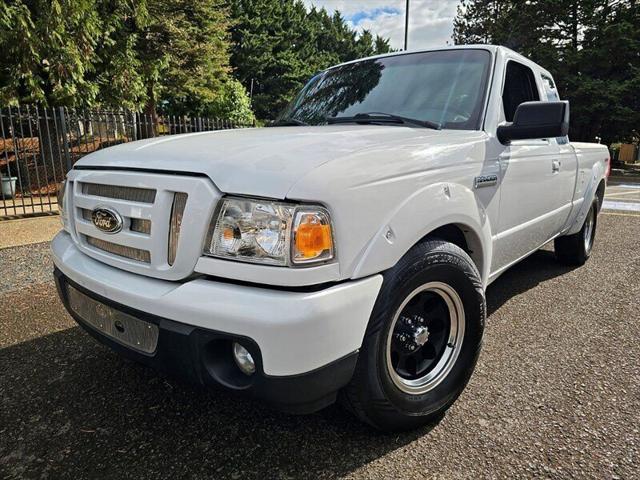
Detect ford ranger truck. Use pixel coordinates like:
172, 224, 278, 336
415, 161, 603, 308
52, 46, 609, 431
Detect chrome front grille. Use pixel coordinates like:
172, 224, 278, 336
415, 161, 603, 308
130, 218, 152, 234
82, 182, 156, 203
81, 208, 152, 235
68, 170, 220, 281
86, 236, 151, 263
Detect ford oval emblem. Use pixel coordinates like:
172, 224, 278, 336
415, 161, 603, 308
91, 207, 123, 234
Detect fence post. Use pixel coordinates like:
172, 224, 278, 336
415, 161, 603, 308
58, 107, 72, 172
131, 111, 137, 141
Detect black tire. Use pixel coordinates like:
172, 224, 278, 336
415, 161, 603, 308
554, 197, 598, 266
342, 239, 486, 432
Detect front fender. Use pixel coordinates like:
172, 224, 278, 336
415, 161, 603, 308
351, 182, 492, 286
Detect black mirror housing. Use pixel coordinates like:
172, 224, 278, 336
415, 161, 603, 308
497, 101, 569, 144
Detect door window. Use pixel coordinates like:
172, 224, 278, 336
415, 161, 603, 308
502, 61, 540, 121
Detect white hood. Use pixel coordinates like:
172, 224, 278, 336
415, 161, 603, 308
74, 125, 466, 198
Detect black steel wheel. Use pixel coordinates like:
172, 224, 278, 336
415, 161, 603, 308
386, 282, 465, 394
342, 239, 485, 432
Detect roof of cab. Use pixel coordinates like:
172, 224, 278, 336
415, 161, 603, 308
330, 44, 497, 68
328, 44, 552, 80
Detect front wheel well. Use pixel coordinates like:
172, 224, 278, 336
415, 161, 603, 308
420, 224, 483, 276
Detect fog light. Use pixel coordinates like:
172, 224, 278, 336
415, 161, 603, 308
232, 342, 255, 375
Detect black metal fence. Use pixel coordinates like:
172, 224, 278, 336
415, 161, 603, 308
0, 106, 252, 219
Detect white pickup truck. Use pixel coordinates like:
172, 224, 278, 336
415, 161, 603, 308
53, 46, 609, 431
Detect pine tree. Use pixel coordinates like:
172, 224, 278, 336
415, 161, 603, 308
0, 0, 250, 120
229, 0, 393, 120
130, 0, 234, 117
0, 0, 102, 106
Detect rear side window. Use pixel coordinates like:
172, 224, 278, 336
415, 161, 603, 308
540, 73, 568, 144
541, 74, 560, 102
502, 61, 540, 121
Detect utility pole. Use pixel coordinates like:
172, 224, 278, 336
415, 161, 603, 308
404, 0, 410, 50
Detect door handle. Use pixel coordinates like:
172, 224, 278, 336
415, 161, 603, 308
552, 160, 561, 173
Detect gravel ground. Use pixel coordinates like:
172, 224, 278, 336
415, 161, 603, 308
0, 242, 52, 296
0, 216, 60, 250
1, 213, 638, 479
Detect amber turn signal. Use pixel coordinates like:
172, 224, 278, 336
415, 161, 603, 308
292, 210, 334, 263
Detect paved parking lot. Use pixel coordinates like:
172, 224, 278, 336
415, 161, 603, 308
1, 181, 639, 479
603, 179, 640, 213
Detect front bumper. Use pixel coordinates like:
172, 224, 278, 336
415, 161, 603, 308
51, 231, 383, 412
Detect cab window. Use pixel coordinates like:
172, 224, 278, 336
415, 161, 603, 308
502, 61, 540, 122
541, 74, 560, 102
540, 73, 568, 143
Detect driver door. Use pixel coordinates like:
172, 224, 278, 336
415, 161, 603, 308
492, 60, 563, 270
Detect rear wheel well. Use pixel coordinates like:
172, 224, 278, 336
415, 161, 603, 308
421, 224, 483, 275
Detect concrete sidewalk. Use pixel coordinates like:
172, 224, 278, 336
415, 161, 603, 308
0, 215, 61, 249
0, 195, 59, 218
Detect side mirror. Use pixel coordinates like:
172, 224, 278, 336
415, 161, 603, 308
497, 101, 569, 144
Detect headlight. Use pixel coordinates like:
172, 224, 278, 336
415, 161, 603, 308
204, 197, 334, 266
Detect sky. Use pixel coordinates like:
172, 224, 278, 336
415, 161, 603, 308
302, 0, 460, 50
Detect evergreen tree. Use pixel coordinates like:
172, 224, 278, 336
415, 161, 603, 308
0, 0, 252, 120
0, 0, 393, 124
230, 0, 393, 120
565, 1, 639, 143
0, 0, 102, 106
135, 0, 233, 117
92, 0, 148, 111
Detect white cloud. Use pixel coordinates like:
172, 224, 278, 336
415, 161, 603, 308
302, 0, 459, 50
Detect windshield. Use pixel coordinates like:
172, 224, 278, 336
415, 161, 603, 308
277, 49, 492, 130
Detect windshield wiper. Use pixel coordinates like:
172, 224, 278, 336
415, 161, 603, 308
327, 112, 441, 130
269, 117, 309, 127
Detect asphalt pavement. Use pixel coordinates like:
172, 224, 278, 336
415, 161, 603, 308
1, 184, 639, 479
602, 178, 640, 213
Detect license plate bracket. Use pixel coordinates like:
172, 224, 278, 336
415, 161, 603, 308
67, 284, 159, 354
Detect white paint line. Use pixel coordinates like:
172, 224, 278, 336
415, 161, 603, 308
605, 190, 640, 198
609, 183, 640, 189
601, 212, 640, 217
605, 197, 640, 202
602, 200, 640, 212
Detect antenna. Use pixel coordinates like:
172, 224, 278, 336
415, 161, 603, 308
404, 0, 410, 50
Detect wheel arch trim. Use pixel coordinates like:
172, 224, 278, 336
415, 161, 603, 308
564, 160, 606, 236
351, 182, 492, 286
